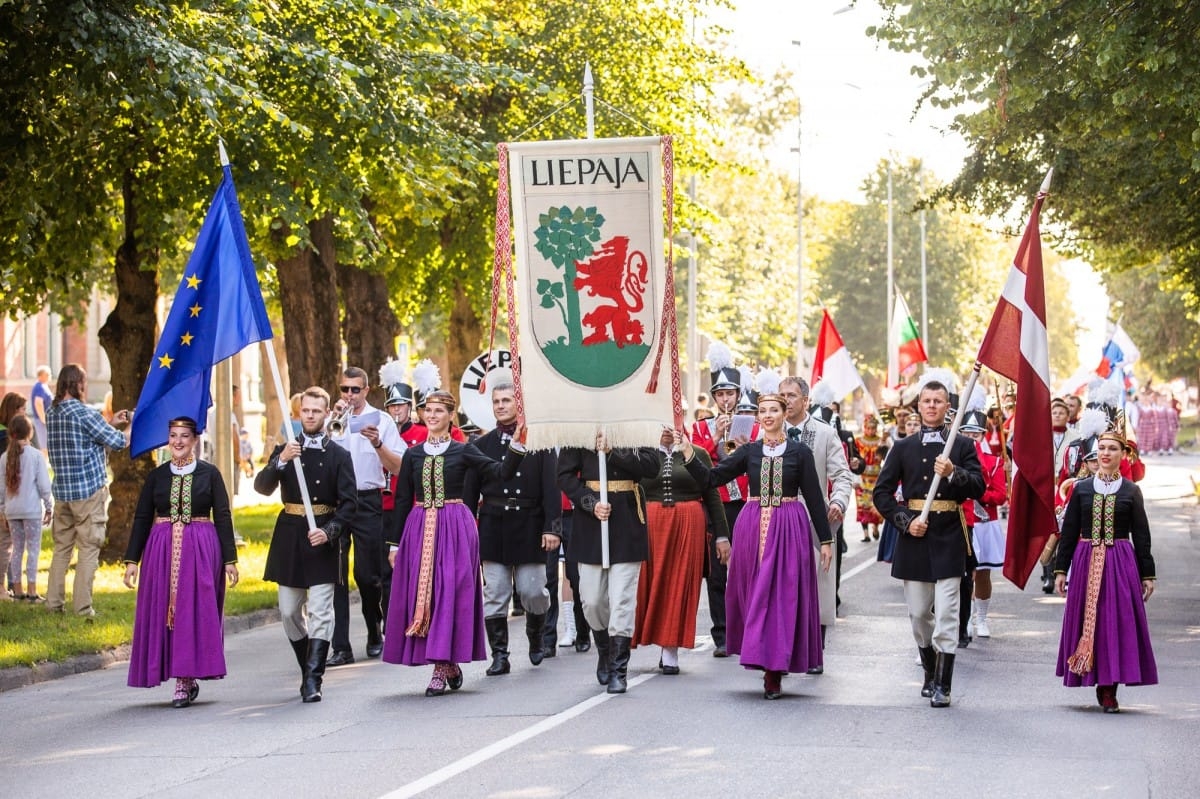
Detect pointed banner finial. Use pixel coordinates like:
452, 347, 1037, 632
1039, 167, 1053, 195
218, 137, 230, 167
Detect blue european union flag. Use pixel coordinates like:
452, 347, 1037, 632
130, 165, 273, 458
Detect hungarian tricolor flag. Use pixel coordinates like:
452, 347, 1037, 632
889, 292, 928, 386
811, 309, 863, 401
976, 171, 1058, 588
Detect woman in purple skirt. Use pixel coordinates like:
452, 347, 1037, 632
1054, 431, 1157, 713
677, 380, 833, 699
123, 417, 238, 707
383, 389, 524, 696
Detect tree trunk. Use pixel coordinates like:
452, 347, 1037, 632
339, 264, 400, 408
447, 279, 484, 406
276, 215, 341, 394
260, 331, 289, 454
97, 168, 158, 562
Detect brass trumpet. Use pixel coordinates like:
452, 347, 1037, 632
328, 406, 352, 436
719, 412, 736, 454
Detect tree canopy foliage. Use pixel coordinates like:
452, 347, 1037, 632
870, 1, 1200, 293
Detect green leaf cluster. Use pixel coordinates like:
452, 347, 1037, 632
870, 1, 1200, 300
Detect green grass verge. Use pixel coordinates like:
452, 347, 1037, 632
0, 504, 286, 670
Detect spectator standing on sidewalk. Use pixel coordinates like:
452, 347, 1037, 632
45, 364, 131, 618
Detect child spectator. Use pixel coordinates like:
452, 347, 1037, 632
1, 414, 53, 601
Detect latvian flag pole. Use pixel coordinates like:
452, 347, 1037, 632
912, 169, 1059, 590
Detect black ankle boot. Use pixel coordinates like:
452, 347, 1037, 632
918, 645, 936, 698
593, 629, 611, 685
366, 620, 383, 658
930, 652, 955, 708
484, 617, 510, 676
290, 636, 310, 697
607, 635, 631, 694
303, 639, 330, 703
526, 613, 547, 666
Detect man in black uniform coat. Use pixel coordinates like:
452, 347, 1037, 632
873, 380, 984, 708
255, 387, 357, 703
557, 437, 658, 694
463, 382, 561, 676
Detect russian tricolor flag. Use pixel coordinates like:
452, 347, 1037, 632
1096, 322, 1140, 379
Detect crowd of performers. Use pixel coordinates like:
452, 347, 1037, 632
116, 350, 1159, 714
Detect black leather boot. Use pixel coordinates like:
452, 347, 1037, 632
930, 652, 955, 708
573, 603, 591, 652
485, 617, 511, 675
290, 636, 310, 697
366, 619, 383, 658
607, 635, 631, 694
918, 645, 937, 698
526, 613, 547, 666
593, 629, 611, 685
302, 639, 330, 703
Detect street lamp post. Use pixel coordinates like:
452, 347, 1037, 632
886, 158, 896, 387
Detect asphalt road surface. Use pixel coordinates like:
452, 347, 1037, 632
3, 453, 1198, 798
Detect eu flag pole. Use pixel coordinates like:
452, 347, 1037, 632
131, 142, 315, 528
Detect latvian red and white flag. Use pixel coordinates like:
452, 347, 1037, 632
811, 309, 864, 402
976, 175, 1059, 588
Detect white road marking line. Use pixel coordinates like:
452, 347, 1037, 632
841, 555, 876, 582
379, 672, 658, 799
384, 551, 877, 797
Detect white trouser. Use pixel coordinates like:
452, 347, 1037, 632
902, 577, 960, 654
279, 583, 335, 642
482, 561, 551, 618
578, 562, 641, 638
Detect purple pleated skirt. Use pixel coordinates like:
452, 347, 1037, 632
382, 505, 487, 666
127, 520, 227, 687
727, 502, 822, 673
1056, 540, 1158, 687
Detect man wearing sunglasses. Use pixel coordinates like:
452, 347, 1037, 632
328, 366, 406, 665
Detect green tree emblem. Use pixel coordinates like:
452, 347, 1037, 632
533, 205, 605, 347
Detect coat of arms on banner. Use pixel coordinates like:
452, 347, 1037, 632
516, 142, 659, 389
502, 136, 678, 449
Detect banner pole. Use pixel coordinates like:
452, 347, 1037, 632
264, 341, 317, 530
915, 365, 981, 525
582, 61, 610, 567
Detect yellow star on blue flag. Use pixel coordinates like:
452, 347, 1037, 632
130, 163, 274, 458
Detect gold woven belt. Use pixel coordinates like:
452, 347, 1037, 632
585, 481, 644, 523
284, 503, 335, 516
587, 480, 638, 492
746, 496, 799, 503
907, 499, 958, 513
154, 516, 194, 524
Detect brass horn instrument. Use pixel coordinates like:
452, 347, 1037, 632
328, 406, 352, 436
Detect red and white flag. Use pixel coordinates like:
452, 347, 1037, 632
811, 309, 864, 401
976, 172, 1059, 588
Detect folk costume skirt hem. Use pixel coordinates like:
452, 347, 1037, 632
1056, 540, 1157, 687
382, 505, 487, 667
127, 520, 227, 688
633, 501, 706, 649
726, 503, 822, 674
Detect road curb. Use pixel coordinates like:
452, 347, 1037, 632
0, 607, 282, 694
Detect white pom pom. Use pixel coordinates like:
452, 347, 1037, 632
810, 380, 836, 407
1088, 374, 1123, 409
918, 367, 960, 395
378, 358, 407, 387
412, 359, 442, 394
965, 384, 987, 412
706, 342, 733, 372
1077, 407, 1109, 439
755, 367, 782, 396
738, 364, 755, 390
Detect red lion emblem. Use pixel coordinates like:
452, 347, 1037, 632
573, 235, 649, 348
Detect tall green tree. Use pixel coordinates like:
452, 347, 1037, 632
1104, 263, 1200, 383
870, 1, 1200, 290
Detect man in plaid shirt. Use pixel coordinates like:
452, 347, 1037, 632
46, 364, 131, 617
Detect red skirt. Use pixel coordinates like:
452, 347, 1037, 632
633, 500, 707, 648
